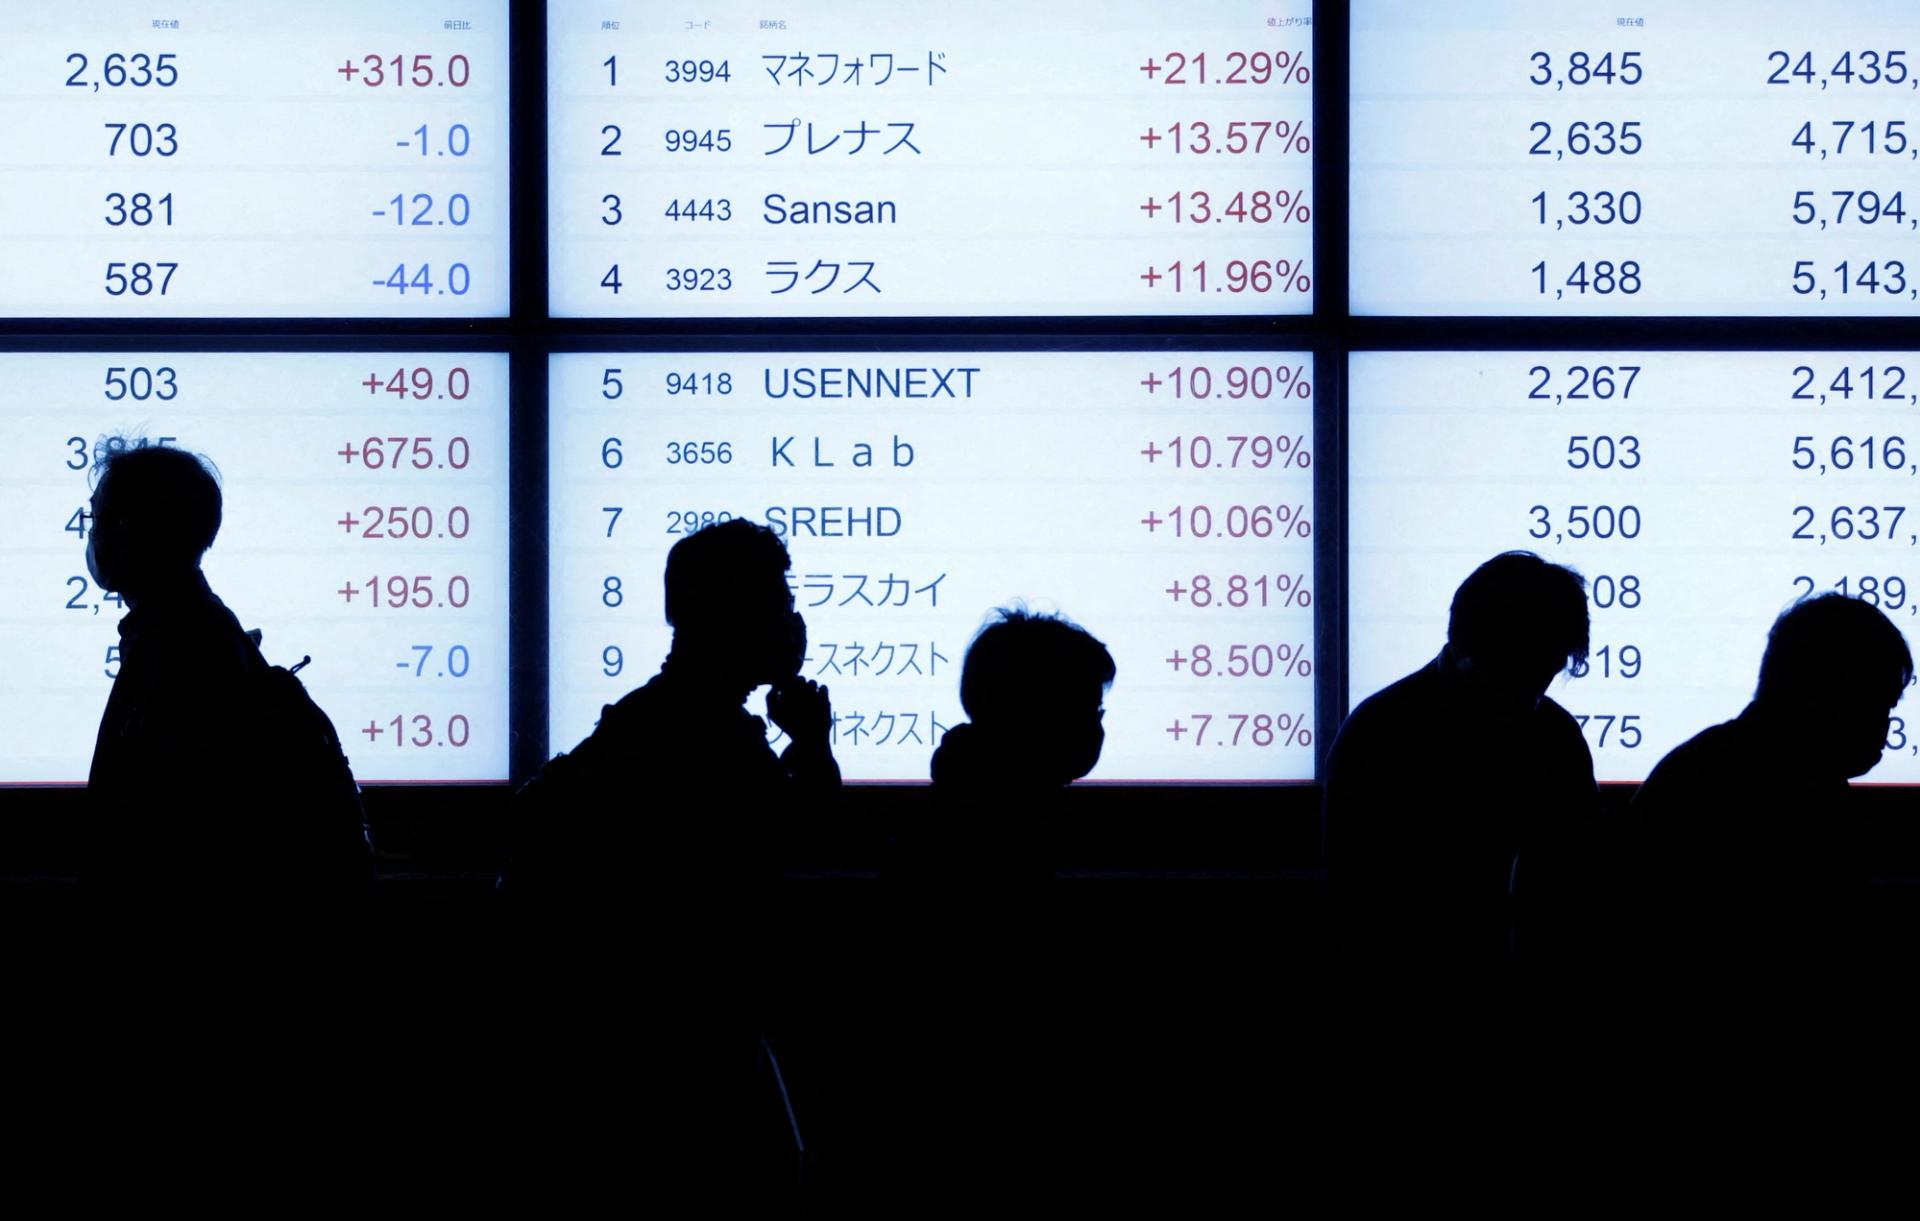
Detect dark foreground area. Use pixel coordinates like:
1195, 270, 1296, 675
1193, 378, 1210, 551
6, 783, 1916, 1212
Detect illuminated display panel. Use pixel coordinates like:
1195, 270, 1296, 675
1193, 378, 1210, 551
549, 0, 1314, 317
0, 352, 511, 784
1350, 350, 1920, 783
1352, 0, 1920, 316
0, 1, 510, 318
550, 350, 1316, 782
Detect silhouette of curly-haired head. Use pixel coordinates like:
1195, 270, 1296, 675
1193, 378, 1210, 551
959, 608, 1116, 784
1447, 552, 1590, 707
1756, 593, 1913, 778
663, 518, 806, 687
87, 440, 222, 600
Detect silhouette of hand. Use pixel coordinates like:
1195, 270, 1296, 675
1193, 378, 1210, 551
768, 677, 833, 748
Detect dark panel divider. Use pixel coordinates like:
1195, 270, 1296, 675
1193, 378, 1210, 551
0, 783, 1323, 887
4, 781, 1918, 892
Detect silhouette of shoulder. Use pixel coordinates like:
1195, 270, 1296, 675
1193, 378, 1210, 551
1522, 690, 1590, 761
907, 722, 1058, 886
561, 668, 788, 787
1336, 657, 1588, 760
126, 578, 251, 670
93, 577, 255, 762
1635, 717, 1750, 809
926, 721, 1019, 793
1632, 707, 1853, 886
1331, 659, 1439, 763
508, 666, 791, 893
1636, 709, 1844, 820
1630, 706, 1865, 964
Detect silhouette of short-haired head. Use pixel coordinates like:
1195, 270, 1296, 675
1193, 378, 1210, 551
87, 440, 223, 600
1756, 593, 1913, 779
959, 609, 1116, 785
1446, 551, 1590, 709
663, 518, 806, 687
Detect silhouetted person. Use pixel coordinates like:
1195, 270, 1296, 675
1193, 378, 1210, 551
504, 518, 838, 899
1630, 594, 1911, 968
902, 608, 1116, 885
1325, 552, 1601, 966
86, 440, 371, 900
500, 518, 835, 1203
862, 611, 1116, 1205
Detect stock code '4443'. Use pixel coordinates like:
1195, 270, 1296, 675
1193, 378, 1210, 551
548, 0, 1312, 317
0, 353, 510, 784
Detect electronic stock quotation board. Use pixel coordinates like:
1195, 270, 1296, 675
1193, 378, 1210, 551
1, 2, 1316, 787
1348, 1, 1920, 782
21, 3, 1915, 789
0, 2, 513, 784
